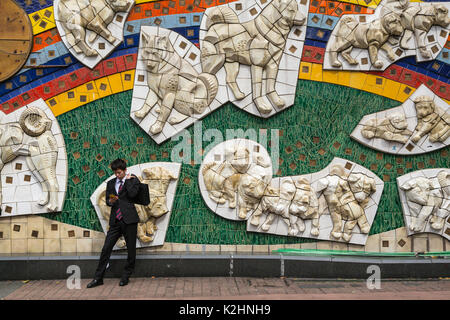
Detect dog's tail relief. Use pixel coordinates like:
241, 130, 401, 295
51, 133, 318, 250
198, 73, 219, 105
206, 6, 239, 30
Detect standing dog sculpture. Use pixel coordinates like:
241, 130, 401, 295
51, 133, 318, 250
250, 177, 320, 236
399, 3, 450, 58
134, 33, 218, 135
201, 0, 305, 114
57, 0, 133, 57
0, 107, 60, 212
400, 176, 443, 232
328, 12, 404, 69
316, 165, 375, 242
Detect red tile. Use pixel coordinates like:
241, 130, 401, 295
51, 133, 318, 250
381, 65, 403, 82
102, 58, 118, 77
124, 53, 138, 70
428, 78, 450, 101
414, 73, 429, 88
115, 56, 127, 73
3, 96, 26, 115
34, 84, 54, 101
76, 68, 94, 84
302, 46, 325, 64
399, 68, 419, 88
91, 63, 104, 80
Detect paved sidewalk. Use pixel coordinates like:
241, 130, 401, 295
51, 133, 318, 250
1, 278, 450, 300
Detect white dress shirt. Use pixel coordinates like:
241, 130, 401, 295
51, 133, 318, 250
115, 178, 125, 194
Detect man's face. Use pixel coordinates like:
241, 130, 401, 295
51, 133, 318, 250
114, 169, 127, 180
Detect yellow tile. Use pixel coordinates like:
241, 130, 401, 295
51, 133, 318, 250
40, 6, 55, 22
79, 81, 100, 104
49, 92, 78, 117
32, 20, 56, 35
28, 12, 42, 28
95, 78, 113, 99
348, 72, 367, 90
135, 0, 159, 3
298, 62, 312, 80
337, 70, 351, 87
357, 0, 376, 7
108, 73, 124, 94
322, 69, 339, 84
397, 84, 415, 102
362, 75, 384, 96
343, 0, 360, 5
382, 79, 401, 101
29, 7, 56, 35
121, 70, 135, 91
46, 96, 63, 116
310, 63, 323, 82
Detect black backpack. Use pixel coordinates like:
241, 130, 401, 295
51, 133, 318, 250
133, 182, 150, 206
130, 175, 150, 206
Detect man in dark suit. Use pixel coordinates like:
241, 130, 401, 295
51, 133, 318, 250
87, 158, 140, 288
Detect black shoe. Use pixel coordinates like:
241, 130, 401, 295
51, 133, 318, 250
87, 279, 103, 288
119, 278, 129, 286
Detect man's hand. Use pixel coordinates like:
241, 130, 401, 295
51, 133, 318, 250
109, 194, 118, 204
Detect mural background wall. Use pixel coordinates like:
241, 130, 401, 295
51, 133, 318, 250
0, 0, 448, 253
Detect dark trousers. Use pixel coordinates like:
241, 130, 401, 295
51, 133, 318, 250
94, 218, 137, 280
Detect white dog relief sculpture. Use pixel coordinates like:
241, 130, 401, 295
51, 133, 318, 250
351, 84, 449, 155
131, 0, 308, 144
199, 139, 384, 245
0, 99, 67, 216
199, 139, 273, 221
54, 0, 135, 69
398, 169, 450, 240
131, 26, 219, 144
324, 0, 450, 71
200, 0, 307, 116
90, 162, 181, 250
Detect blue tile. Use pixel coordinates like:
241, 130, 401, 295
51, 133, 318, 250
307, 13, 323, 29
54, 41, 70, 56
441, 63, 450, 78
437, 74, 449, 84
320, 15, 339, 31
124, 20, 142, 37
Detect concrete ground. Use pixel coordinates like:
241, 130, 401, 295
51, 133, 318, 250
1, 277, 449, 300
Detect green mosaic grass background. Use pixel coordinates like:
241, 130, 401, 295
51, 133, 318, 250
41, 80, 449, 244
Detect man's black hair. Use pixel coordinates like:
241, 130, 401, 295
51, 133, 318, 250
111, 158, 127, 171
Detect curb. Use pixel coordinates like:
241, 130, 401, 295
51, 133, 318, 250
0, 253, 449, 280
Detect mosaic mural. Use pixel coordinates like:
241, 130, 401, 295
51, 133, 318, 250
0, 0, 449, 254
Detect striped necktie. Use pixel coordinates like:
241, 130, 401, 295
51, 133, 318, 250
115, 180, 124, 221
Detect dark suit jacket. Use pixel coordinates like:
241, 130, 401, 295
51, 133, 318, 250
105, 175, 140, 226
